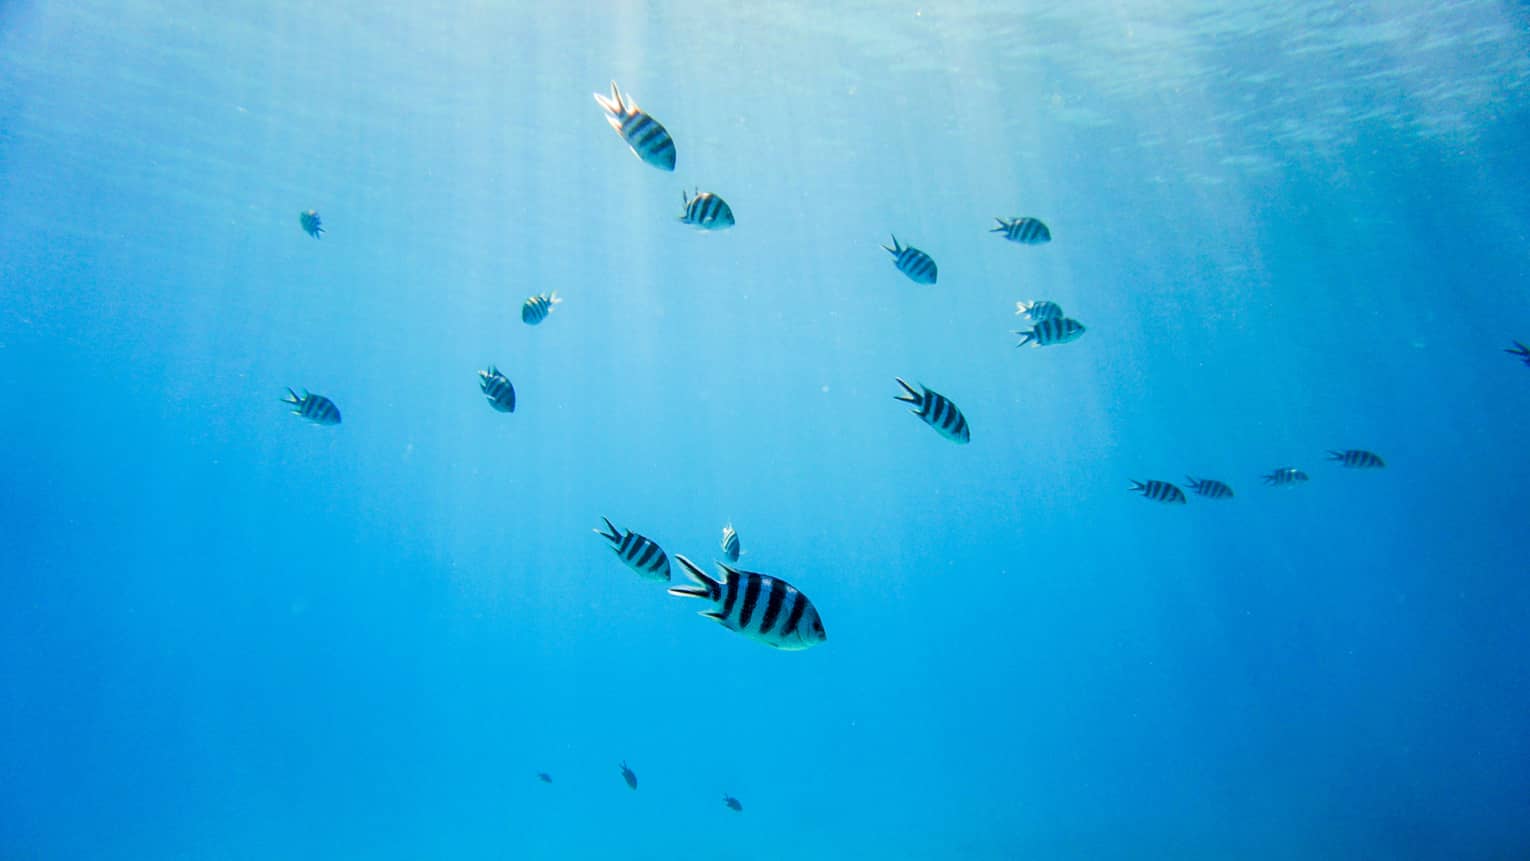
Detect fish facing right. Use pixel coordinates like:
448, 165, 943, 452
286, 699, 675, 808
619, 761, 638, 790
283, 388, 341, 425
593, 81, 676, 171
723, 794, 743, 812
478, 365, 516, 413
668, 556, 827, 651
594, 517, 671, 582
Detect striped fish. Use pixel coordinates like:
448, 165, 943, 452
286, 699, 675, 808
1014, 317, 1085, 347
669, 556, 827, 651
478, 365, 516, 413
883, 235, 937, 285
1130, 479, 1187, 504
679, 189, 734, 230
1263, 467, 1309, 487
894, 377, 970, 444
593, 81, 676, 171
1328, 449, 1385, 469
992, 216, 1051, 245
282, 388, 341, 425
723, 795, 743, 812
619, 761, 637, 790
720, 523, 741, 562
1506, 341, 1529, 366
1186, 476, 1235, 499
521, 292, 561, 325
1015, 300, 1064, 323
299, 209, 324, 239
594, 516, 670, 582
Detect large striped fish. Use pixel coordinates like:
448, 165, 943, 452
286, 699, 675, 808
521, 292, 561, 326
478, 365, 516, 413
1327, 449, 1385, 469
1263, 467, 1309, 487
593, 81, 676, 171
1014, 317, 1085, 347
1015, 300, 1064, 324
894, 378, 970, 444
992, 216, 1051, 245
1130, 479, 1187, 504
283, 388, 341, 425
679, 189, 734, 230
594, 516, 671, 581
669, 556, 827, 651
720, 523, 741, 562
883, 235, 937, 285
1186, 476, 1235, 499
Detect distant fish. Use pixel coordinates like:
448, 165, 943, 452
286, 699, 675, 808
1130, 479, 1187, 504
680, 189, 735, 230
721, 523, 741, 562
537, 772, 553, 784
1327, 449, 1385, 469
992, 216, 1051, 245
282, 388, 341, 425
1014, 317, 1085, 347
593, 81, 676, 171
723, 794, 743, 812
521, 292, 561, 326
883, 235, 937, 285
1186, 477, 1234, 499
1506, 341, 1530, 366
669, 556, 827, 650
299, 209, 323, 238
478, 365, 516, 413
894, 378, 970, 444
619, 761, 638, 790
594, 516, 671, 582
1263, 467, 1309, 487
1015, 300, 1064, 324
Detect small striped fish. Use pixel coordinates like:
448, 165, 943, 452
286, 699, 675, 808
521, 292, 561, 325
1263, 467, 1309, 487
894, 377, 970, 444
478, 365, 516, 413
1014, 317, 1085, 347
594, 516, 671, 581
680, 189, 734, 230
593, 81, 676, 171
1328, 449, 1385, 469
669, 556, 827, 651
1015, 300, 1064, 323
883, 235, 937, 285
1130, 479, 1187, 504
299, 210, 324, 239
1186, 477, 1235, 499
720, 523, 741, 562
723, 795, 743, 812
1505, 341, 1529, 366
619, 761, 637, 790
992, 216, 1051, 245
283, 388, 341, 425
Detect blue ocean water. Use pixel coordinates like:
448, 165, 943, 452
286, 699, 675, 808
3, 1, 1529, 857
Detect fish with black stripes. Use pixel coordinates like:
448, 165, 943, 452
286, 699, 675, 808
883, 235, 937, 285
723, 794, 743, 812
1186, 477, 1234, 499
1015, 300, 1064, 324
593, 81, 676, 171
594, 516, 671, 582
1506, 341, 1530, 366
720, 523, 741, 562
1130, 479, 1187, 504
1014, 317, 1085, 347
619, 761, 638, 790
992, 216, 1051, 245
679, 189, 734, 230
894, 378, 970, 444
668, 556, 827, 651
282, 388, 341, 425
1327, 449, 1385, 469
521, 292, 561, 325
299, 209, 324, 239
478, 365, 516, 413
1263, 467, 1309, 487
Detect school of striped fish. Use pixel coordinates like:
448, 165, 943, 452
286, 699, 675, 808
273, 77, 1528, 805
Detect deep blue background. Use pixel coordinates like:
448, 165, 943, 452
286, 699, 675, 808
3, 2, 1528, 858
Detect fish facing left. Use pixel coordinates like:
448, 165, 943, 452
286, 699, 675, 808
521, 292, 561, 326
595, 516, 671, 582
478, 366, 516, 413
282, 388, 341, 425
668, 555, 827, 651
680, 189, 734, 230
593, 80, 676, 171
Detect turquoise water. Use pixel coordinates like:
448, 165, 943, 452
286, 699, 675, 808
4, 2, 1529, 858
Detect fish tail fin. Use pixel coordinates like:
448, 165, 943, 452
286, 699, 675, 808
1185, 475, 1198, 490
1013, 331, 1035, 347
593, 81, 622, 116
1326, 450, 1344, 461
1015, 300, 1031, 315
1129, 480, 1145, 493
668, 555, 720, 601
549, 291, 561, 307
991, 217, 1010, 232
893, 377, 921, 405
883, 234, 901, 256
283, 387, 301, 405
594, 516, 621, 544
